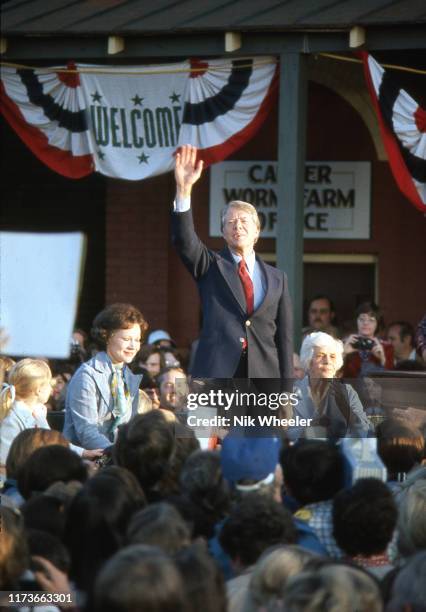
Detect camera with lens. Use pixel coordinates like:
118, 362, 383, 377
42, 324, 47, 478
351, 336, 375, 351
70, 339, 86, 364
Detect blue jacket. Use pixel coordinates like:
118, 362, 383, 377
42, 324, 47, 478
172, 210, 293, 379
63, 351, 141, 449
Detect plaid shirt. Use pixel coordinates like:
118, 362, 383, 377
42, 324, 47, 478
295, 500, 343, 558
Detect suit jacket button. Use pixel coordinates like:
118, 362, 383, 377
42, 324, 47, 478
245, 320, 251, 327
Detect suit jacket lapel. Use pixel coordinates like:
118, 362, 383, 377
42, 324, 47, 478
217, 247, 247, 315
93, 352, 113, 407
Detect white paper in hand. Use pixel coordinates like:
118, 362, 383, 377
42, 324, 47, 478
0, 232, 85, 358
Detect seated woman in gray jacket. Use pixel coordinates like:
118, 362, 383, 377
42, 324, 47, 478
291, 332, 371, 440
63, 303, 148, 449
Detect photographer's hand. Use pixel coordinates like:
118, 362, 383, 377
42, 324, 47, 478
344, 334, 358, 355
371, 339, 386, 366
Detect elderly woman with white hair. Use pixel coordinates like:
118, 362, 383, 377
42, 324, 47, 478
292, 332, 370, 438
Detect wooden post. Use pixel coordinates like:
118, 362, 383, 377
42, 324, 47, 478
276, 52, 308, 352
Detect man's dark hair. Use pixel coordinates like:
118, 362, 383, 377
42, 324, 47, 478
333, 478, 398, 557
21, 495, 67, 539
126, 502, 191, 554
219, 492, 296, 568
17, 445, 87, 500
308, 294, 336, 314
388, 321, 415, 345
91, 303, 148, 348
181, 450, 231, 511
114, 412, 175, 495
158, 430, 200, 497
177, 450, 230, 538
376, 420, 424, 480
26, 529, 70, 574
64, 466, 146, 593
93, 545, 188, 612
280, 440, 344, 506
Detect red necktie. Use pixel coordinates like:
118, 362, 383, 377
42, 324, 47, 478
238, 258, 254, 315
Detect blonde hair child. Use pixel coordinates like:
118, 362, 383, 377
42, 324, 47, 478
0, 359, 51, 422
0, 358, 102, 466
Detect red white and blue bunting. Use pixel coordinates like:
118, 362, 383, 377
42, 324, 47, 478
361, 52, 426, 213
0, 58, 278, 180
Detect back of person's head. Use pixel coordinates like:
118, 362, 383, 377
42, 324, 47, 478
220, 436, 281, 491
17, 445, 87, 500
281, 563, 382, 612
0, 358, 51, 420
386, 551, 426, 612
127, 503, 191, 554
280, 440, 344, 505
64, 466, 146, 593
0, 506, 28, 590
332, 478, 397, 557
245, 545, 315, 612
6, 428, 69, 480
21, 495, 67, 538
114, 411, 175, 493
158, 429, 200, 497
376, 420, 425, 480
180, 450, 230, 521
219, 492, 296, 568
93, 545, 188, 612
175, 543, 227, 612
26, 529, 70, 574
396, 478, 426, 559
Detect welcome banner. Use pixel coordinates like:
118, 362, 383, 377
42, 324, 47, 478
0, 57, 278, 180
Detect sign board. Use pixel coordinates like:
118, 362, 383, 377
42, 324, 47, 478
0, 232, 85, 358
209, 161, 371, 239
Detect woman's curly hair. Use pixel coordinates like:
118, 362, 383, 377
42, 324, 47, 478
91, 303, 148, 349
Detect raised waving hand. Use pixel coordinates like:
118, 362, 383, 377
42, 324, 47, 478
175, 144, 204, 198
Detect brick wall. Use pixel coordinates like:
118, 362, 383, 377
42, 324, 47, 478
105, 173, 175, 338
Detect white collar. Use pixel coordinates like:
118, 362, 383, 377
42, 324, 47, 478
13, 400, 47, 420
230, 250, 256, 275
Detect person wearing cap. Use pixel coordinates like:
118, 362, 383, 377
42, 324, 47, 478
172, 145, 293, 381
220, 435, 282, 498
147, 329, 176, 348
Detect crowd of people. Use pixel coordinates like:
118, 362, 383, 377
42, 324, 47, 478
0, 298, 425, 612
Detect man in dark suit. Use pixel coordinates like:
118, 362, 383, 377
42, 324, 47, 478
172, 145, 293, 381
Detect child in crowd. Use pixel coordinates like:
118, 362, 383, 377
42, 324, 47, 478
0, 358, 101, 471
